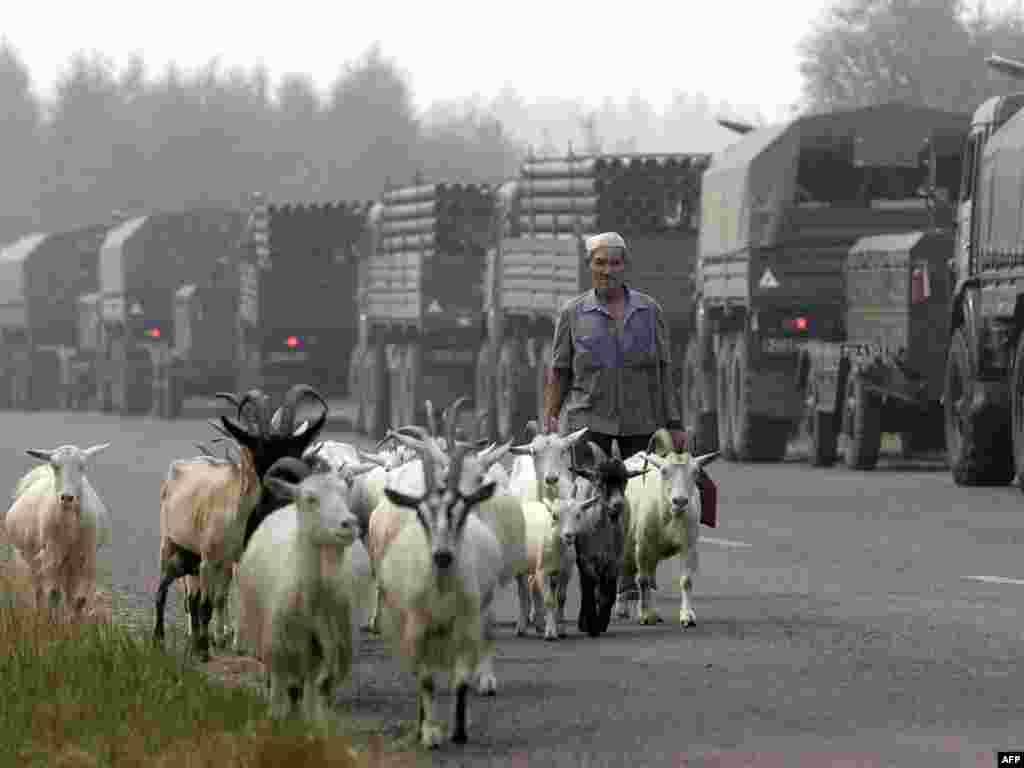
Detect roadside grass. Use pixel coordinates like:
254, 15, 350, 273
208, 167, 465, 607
0, 541, 424, 767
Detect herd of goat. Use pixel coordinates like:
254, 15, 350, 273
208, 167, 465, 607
1, 383, 719, 749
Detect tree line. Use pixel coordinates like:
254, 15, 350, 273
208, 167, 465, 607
4, 0, 1024, 244
0, 41, 757, 245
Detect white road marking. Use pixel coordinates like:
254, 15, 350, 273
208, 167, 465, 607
963, 575, 1024, 586
702, 536, 752, 549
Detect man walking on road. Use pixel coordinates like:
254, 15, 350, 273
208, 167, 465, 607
543, 231, 687, 462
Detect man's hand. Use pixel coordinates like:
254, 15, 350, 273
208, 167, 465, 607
546, 414, 559, 435
668, 429, 687, 453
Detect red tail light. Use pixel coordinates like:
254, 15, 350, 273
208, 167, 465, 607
145, 328, 161, 339
783, 316, 808, 332
285, 335, 301, 349
911, 263, 931, 304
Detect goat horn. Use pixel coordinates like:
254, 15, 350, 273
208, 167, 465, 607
445, 396, 470, 452
425, 400, 438, 438
356, 450, 389, 467
588, 441, 609, 466
215, 392, 240, 409
278, 384, 329, 436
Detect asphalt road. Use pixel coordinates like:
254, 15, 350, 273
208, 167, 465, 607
2, 411, 1023, 767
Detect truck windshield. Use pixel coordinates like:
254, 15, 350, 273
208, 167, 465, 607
795, 139, 931, 207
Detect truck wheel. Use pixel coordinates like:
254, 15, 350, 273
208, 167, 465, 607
475, 344, 495, 440
536, 339, 553, 428
730, 335, 789, 462
348, 348, 364, 433
716, 338, 735, 460
945, 327, 1014, 485
363, 343, 389, 440
681, 338, 706, 452
1011, 332, 1024, 489
496, 339, 525, 441
390, 343, 420, 429
843, 375, 882, 470
805, 377, 838, 467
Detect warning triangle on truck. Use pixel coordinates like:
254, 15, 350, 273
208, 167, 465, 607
759, 268, 780, 289
427, 300, 443, 314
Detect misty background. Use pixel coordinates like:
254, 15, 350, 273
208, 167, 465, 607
3, 0, 1024, 246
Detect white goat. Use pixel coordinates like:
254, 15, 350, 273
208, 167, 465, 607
620, 448, 720, 626
235, 471, 365, 726
3, 444, 111, 620
508, 424, 589, 503
521, 495, 599, 640
374, 445, 503, 748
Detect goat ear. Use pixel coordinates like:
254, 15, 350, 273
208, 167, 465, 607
25, 449, 53, 462
693, 451, 720, 470
83, 443, 111, 461
464, 481, 497, 507
383, 486, 423, 511
264, 476, 298, 501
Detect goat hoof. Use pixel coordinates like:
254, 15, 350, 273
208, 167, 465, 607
477, 675, 497, 697
639, 613, 661, 626
451, 729, 468, 745
420, 721, 445, 749
558, 630, 568, 639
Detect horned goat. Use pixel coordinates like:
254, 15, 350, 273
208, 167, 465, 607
569, 439, 648, 637
3, 443, 111, 621
234, 468, 368, 726
619, 442, 719, 626
153, 384, 328, 661
374, 443, 502, 748
508, 421, 589, 503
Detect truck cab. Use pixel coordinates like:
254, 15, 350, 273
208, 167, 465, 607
945, 80, 1024, 485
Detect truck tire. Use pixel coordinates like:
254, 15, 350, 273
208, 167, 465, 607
475, 344, 495, 440
348, 348, 364, 433
363, 343, 389, 440
945, 327, 1014, 485
804, 376, 838, 467
730, 335, 789, 462
536, 339, 554, 429
716, 337, 736, 460
496, 338, 525, 441
681, 338, 707, 453
1014, 332, 1024, 489
390, 343, 421, 429
843, 375, 881, 470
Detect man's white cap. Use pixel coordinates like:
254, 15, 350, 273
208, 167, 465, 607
585, 231, 627, 255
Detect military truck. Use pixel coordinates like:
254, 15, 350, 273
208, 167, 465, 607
686, 102, 970, 461
942, 54, 1024, 486
798, 230, 955, 469
0, 233, 48, 409
477, 152, 708, 441
89, 208, 248, 416
253, 198, 366, 401
351, 182, 495, 438
0, 226, 111, 412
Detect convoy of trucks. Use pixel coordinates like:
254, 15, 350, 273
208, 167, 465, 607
686, 102, 970, 462
10, 78, 1024, 492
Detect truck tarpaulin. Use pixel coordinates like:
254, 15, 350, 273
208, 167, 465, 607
977, 106, 1024, 262
699, 103, 969, 262
0, 233, 48, 329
